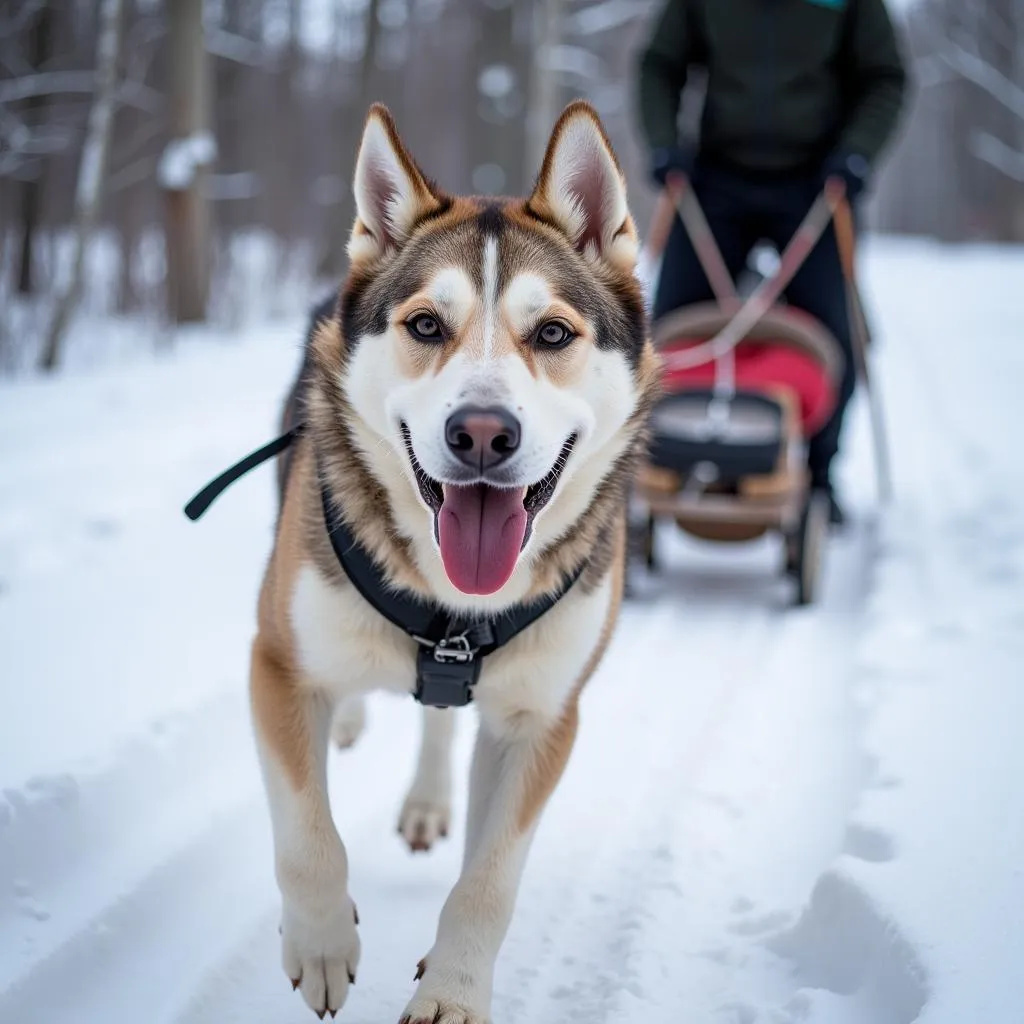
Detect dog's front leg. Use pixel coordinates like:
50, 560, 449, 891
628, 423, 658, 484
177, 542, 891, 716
400, 700, 578, 1024
250, 637, 361, 1019
398, 707, 455, 853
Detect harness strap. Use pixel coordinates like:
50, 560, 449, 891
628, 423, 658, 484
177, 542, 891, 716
184, 428, 302, 521
319, 484, 584, 707
185, 426, 584, 708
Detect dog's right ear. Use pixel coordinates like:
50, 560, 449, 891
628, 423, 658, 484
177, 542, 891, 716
348, 105, 444, 265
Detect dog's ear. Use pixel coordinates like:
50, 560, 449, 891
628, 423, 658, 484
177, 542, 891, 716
348, 104, 444, 265
528, 101, 637, 271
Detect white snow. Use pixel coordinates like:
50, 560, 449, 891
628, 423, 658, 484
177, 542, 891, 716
158, 132, 219, 191
1, 237, 1023, 1023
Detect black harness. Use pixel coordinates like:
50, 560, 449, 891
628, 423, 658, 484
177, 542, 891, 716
184, 426, 583, 709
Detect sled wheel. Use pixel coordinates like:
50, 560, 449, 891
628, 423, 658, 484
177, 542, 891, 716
644, 514, 658, 572
788, 490, 829, 606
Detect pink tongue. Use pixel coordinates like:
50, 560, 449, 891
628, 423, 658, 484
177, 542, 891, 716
438, 485, 528, 595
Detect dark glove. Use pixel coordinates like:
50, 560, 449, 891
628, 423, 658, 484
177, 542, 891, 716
822, 149, 870, 201
650, 143, 696, 187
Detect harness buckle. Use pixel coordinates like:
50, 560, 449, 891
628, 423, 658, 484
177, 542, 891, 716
414, 639, 480, 708
432, 634, 475, 664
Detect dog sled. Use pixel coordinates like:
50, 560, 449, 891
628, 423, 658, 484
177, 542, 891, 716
633, 176, 888, 606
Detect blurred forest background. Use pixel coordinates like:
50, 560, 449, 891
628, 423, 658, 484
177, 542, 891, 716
0, 0, 1022, 373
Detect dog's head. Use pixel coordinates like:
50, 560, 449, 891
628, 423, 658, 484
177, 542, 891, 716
314, 101, 655, 607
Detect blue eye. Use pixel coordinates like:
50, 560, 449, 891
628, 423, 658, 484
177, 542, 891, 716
406, 314, 444, 342
535, 321, 574, 348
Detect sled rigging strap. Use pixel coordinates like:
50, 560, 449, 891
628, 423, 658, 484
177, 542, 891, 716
653, 175, 843, 378
183, 425, 585, 709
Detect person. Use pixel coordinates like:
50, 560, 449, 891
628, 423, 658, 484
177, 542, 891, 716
636, 0, 907, 524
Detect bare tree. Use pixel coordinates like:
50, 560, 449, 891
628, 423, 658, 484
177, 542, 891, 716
472, 0, 528, 196
15, 3, 53, 296
38, 0, 125, 372
874, 0, 1024, 241
525, 0, 565, 177
162, 0, 213, 324
316, 0, 382, 282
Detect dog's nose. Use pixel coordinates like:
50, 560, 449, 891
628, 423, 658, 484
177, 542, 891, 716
445, 405, 521, 471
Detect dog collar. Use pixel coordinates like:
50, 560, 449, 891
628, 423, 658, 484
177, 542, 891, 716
184, 426, 584, 709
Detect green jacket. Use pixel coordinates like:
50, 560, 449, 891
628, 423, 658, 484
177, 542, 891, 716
637, 0, 908, 173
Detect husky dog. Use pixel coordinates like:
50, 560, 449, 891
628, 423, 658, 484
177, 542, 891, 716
251, 100, 659, 1022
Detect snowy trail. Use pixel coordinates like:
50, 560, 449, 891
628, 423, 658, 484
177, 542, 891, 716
3, 240, 1023, 1024
0, 519, 875, 1024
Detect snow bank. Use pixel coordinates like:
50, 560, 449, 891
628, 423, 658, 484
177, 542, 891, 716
768, 238, 1024, 1023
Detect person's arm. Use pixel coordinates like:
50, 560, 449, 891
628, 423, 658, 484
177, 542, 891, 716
636, 0, 693, 154
838, 0, 909, 166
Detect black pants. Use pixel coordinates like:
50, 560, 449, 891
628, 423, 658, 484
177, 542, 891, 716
653, 164, 857, 487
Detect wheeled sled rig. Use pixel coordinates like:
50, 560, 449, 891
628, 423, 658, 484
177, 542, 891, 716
633, 177, 887, 606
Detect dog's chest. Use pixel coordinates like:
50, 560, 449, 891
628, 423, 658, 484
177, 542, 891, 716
291, 564, 418, 696
290, 563, 613, 720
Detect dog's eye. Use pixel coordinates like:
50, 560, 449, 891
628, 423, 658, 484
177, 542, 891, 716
406, 314, 444, 342
535, 321, 575, 349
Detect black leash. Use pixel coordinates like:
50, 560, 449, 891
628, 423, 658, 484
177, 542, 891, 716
184, 427, 584, 708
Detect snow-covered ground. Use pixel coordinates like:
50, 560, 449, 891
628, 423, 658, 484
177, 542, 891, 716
1, 238, 1021, 1024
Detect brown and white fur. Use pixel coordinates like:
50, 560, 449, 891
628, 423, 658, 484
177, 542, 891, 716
250, 100, 660, 1022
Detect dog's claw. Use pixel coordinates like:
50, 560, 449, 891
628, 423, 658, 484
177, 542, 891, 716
348, 968, 356, 985
353, 903, 359, 925
316, 1010, 326, 1021
291, 976, 301, 991
414, 957, 426, 981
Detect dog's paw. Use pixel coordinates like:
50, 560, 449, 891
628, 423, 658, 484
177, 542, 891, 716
397, 796, 450, 853
399, 959, 490, 1024
281, 894, 361, 1019
399, 996, 490, 1024
331, 696, 367, 750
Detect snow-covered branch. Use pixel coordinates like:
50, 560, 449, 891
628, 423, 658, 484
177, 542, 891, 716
0, 71, 160, 113
971, 130, 1024, 183
544, 44, 604, 82
913, 55, 955, 90
157, 132, 218, 190
206, 27, 266, 67
0, 70, 95, 104
566, 0, 654, 36
937, 35, 1024, 121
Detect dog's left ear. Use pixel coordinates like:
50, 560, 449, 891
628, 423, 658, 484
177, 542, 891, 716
348, 104, 444, 265
528, 101, 637, 272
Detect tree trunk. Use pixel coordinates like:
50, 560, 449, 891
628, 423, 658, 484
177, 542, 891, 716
992, 0, 1024, 241
164, 0, 212, 324
272, 2, 303, 279
472, 0, 526, 197
39, 0, 125, 372
16, 4, 54, 296
525, 0, 564, 180
315, 0, 381, 282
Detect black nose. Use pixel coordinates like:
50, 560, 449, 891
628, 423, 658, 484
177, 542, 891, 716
445, 405, 521, 471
